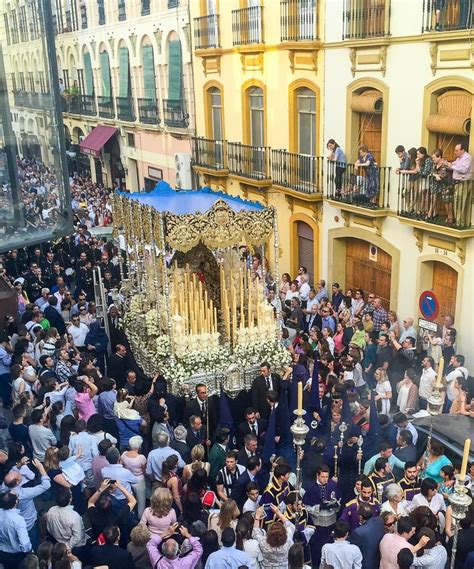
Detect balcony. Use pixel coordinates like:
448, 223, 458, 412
232, 6, 264, 46
163, 99, 188, 129
422, 0, 472, 32
192, 137, 227, 171
194, 14, 220, 49
116, 97, 136, 122
80, 95, 96, 116
98, 96, 115, 119
280, 0, 317, 41
326, 160, 391, 209
138, 98, 160, 125
398, 173, 472, 231
12, 90, 52, 110
228, 142, 270, 181
342, 0, 390, 39
272, 150, 323, 194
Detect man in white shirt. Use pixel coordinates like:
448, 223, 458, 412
304, 288, 319, 326
399, 317, 417, 345
445, 354, 468, 409
418, 356, 436, 410
45, 487, 87, 548
299, 274, 311, 308
67, 315, 89, 348
320, 520, 363, 569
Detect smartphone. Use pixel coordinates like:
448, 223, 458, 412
262, 503, 272, 513
108, 479, 116, 485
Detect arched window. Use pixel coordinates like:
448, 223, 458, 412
296, 87, 316, 156
83, 52, 94, 95
142, 44, 156, 100
351, 88, 383, 164
118, 46, 131, 99
167, 38, 183, 103
99, 50, 112, 98
208, 87, 222, 140
248, 86, 264, 147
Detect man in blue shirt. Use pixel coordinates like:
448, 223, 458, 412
146, 432, 185, 485
205, 527, 251, 569
101, 446, 138, 502
363, 442, 405, 476
0, 492, 31, 569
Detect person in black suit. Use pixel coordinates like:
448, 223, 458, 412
170, 425, 191, 463
237, 407, 268, 446
251, 362, 282, 420
43, 296, 66, 335
182, 383, 218, 434
237, 434, 258, 468
90, 525, 135, 569
107, 344, 129, 388
230, 455, 262, 511
185, 415, 209, 449
348, 502, 385, 569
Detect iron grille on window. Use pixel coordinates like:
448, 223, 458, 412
118, 0, 126, 21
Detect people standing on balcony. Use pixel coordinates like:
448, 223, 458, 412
415, 147, 433, 218
430, 148, 453, 224
446, 143, 472, 228
395, 145, 411, 173
327, 139, 347, 198
399, 148, 418, 214
354, 145, 379, 206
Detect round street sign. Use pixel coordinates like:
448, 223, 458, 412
419, 290, 439, 321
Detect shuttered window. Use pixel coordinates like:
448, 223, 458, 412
167, 40, 183, 102
83, 52, 94, 96
142, 45, 156, 100
100, 51, 112, 98
118, 47, 131, 98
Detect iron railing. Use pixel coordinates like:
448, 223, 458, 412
232, 6, 264, 45
272, 150, 323, 193
116, 97, 136, 121
163, 99, 188, 128
326, 160, 391, 209
80, 95, 96, 116
228, 142, 270, 180
194, 14, 220, 49
98, 96, 115, 119
422, 0, 472, 32
398, 173, 472, 229
12, 90, 52, 109
343, 0, 390, 39
281, 0, 317, 41
192, 137, 226, 170
138, 98, 160, 125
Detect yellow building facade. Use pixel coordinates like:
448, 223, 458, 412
190, 0, 474, 360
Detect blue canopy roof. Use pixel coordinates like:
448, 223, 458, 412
118, 181, 264, 214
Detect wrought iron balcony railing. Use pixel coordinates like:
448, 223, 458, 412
422, 0, 472, 32
98, 96, 115, 119
194, 14, 220, 49
272, 150, 323, 194
326, 160, 391, 209
116, 97, 136, 122
232, 6, 264, 45
192, 137, 226, 170
137, 98, 160, 125
280, 0, 317, 41
342, 0, 390, 39
163, 99, 188, 128
398, 173, 472, 229
227, 142, 270, 180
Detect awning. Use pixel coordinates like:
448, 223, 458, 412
351, 89, 383, 114
79, 125, 118, 157
426, 90, 471, 136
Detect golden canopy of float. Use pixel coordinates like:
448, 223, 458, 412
112, 182, 290, 394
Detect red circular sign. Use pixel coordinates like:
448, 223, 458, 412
419, 290, 439, 321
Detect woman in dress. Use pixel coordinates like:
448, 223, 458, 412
72, 376, 98, 422
429, 148, 453, 222
140, 487, 177, 536
279, 273, 292, 304
419, 440, 452, 484
121, 435, 147, 517
354, 145, 379, 205
161, 454, 184, 516
182, 444, 210, 484
416, 147, 433, 217
327, 139, 347, 198
396, 368, 419, 415
449, 377, 471, 415
399, 147, 418, 213
374, 368, 392, 415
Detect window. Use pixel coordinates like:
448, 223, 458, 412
248, 87, 264, 147
11, 10, 19, 44
118, 47, 131, 98
19, 6, 28, 42
80, 5, 88, 28
99, 51, 112, 98
118, 0, 126, 21
142, 0, 151, 16
168, 0, 180, 7
142, 45, 156, 100
208, 87, 223, 140
4, 14, 10, 45
127, 133, 135, 147
167, 39, 183, 101
296, 87, 316, 155
83, 52, 94, 96
98, 0, 106, 25
28, 72, 35, 92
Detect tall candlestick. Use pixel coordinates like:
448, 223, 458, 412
460, 438, 471, 481
297, 381, 303, 415
436, 356, 445, 388
214, 306, 218, 334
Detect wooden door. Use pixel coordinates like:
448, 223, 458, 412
297, 221, 314, 284
436, 133, 469, 162
345, 238, 392, 309
359, 112, 382, 165
432, 262, 457, 325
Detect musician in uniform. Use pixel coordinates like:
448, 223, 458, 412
398, 461, 421, 504
260, 463, 292, 526
283, 491, 314, 564
367, 457, 395, 503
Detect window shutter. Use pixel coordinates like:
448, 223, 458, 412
100, 51, 111, 98
118, 47, 130, 98
83, 52, 94, 96
142, 45, 156, 101
167, 40, 183, 103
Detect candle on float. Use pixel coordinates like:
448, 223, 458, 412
460, 438, 471, 481
436, 356, 445, 388
214, 306, 218, 334
297, 381, 303, 415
